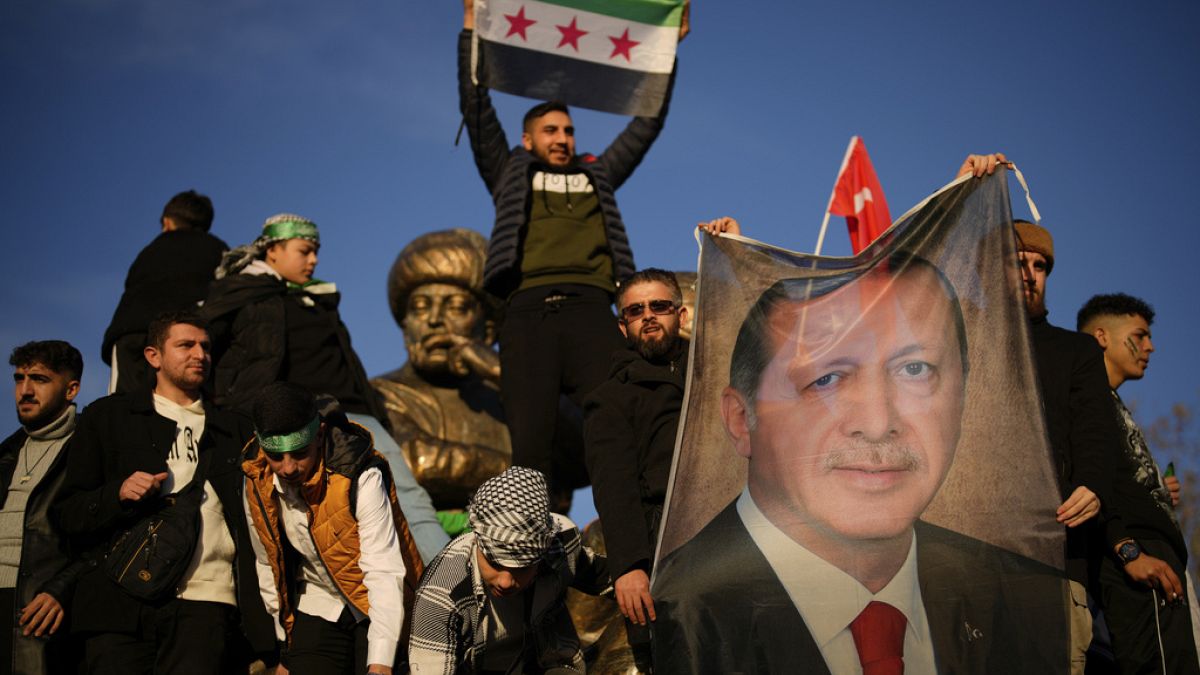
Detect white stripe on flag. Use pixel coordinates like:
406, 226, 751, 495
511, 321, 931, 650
476, 0, 677, 74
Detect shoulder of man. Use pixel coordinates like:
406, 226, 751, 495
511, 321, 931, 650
0, 428, 27, 456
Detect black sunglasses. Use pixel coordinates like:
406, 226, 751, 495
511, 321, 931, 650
620, 299, 676, 322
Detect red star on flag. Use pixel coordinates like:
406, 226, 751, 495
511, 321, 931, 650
556, 17, 588, 51
504, 6, 536, 40
608, 28, 640, 61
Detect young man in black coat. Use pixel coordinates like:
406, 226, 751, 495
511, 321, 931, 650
458, 2, 683, 510
102, 190, 227, 394
53, 311, 273, 674
0, 340, 88, 675
1078, 293, 1200, 673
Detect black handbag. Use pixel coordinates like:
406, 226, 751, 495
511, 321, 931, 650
104, 450, 212, 601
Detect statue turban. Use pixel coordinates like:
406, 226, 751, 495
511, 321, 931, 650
387, 228, 496, 325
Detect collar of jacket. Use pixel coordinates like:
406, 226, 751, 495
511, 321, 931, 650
129, 386, 216, 417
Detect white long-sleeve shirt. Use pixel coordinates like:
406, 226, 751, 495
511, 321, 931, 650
245, 467, 407, 667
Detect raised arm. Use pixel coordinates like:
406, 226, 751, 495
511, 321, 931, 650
596, 67, 676, 191
458, 1, 512, 195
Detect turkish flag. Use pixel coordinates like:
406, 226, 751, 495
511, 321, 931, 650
828, 137, 892, 254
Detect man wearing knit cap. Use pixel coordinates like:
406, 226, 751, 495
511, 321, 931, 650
409, 466, 610, 674
1, 341, 87, 675
242, 382, 425, 675
203, 213, 449, 563
1012, 217, 1136, 672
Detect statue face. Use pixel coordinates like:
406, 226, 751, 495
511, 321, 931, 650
403, 282, 487, 373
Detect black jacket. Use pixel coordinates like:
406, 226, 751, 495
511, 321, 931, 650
583, 342, 687, 577
50, 391, 274, 653
201, 272, 389, 425
1029, 316, 1124, 582
457, 29, 672, 299
102, 229, 227, 367
0, 421, 89, 674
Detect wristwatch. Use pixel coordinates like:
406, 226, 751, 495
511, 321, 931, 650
1116, 540, 1142, 565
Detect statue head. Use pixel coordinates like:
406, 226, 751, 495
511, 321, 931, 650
388, 229, 498, 375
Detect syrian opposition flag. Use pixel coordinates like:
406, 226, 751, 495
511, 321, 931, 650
828, 136, 893, 254
472, 0, 683, 116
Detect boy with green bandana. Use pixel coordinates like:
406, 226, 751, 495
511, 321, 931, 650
203, 213, 448, 563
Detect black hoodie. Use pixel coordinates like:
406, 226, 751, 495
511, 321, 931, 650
582, 340, 687, 577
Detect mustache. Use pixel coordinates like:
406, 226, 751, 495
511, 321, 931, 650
18, 395, 37, 404
823, 443, 921, 472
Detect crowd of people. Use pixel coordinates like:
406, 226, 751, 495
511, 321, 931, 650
0, 7, 1192, 675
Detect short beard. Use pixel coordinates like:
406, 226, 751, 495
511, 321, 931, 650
630, 330, 678, 361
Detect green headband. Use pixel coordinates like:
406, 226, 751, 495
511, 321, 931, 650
262, 219, 320, 244
257, 416, 320, 454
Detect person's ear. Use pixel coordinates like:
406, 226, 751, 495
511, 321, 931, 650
677, 305, 689, 327
522, 132, 533, 151
144, 345, 163, 370
720, 386, 753, 459
1092, 326, 1110, 350
618, 319, 629, 339
65, 380, 80, 402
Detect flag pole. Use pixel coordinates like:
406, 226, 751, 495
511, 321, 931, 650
813, 136, 859, 256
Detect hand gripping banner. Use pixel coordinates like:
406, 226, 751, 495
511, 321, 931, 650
652, 171, 1070, 674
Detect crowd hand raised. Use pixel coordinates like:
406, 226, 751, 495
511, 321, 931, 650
1056, 485, 1100, 527
19, 592, 64, 637
1124, 552, 1184, 603
1165, 474, 1181, 507
956, 152, 1010, 179
119, 471, 169, 503
697, 217, 741, 237
615, 569, 657, 626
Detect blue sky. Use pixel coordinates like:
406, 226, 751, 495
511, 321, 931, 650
3, 1, 1198, 522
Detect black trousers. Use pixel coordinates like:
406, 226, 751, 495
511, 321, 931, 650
286, 609, 370, 675
82, 599, 237, 675
499, 285, 625, 502
1099, 538, 1200, 675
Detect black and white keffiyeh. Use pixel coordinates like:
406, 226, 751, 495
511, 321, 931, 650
468, 467, 559, 567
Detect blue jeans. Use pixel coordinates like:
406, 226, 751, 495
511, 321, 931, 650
346, 413, 449, 563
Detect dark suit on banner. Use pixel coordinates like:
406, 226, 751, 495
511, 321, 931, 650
653, 502, 1069, 675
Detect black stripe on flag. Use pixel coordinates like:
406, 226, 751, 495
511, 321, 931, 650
478, 39, 671, 117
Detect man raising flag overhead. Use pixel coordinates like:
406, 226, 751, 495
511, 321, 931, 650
826, 136, 892, 254
457, 1, 687, 511
469, 0, 687, 116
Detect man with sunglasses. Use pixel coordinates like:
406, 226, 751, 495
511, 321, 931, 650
583, 268, 691, 668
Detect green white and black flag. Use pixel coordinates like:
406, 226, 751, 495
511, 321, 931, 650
472, 0, 683, 116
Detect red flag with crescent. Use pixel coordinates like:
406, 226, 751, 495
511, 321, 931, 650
828, 137, 892, 254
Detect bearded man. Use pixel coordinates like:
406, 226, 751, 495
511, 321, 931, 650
582, 268, 690, 667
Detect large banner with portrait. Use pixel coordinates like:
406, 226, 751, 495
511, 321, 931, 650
651, 171, 1070, 673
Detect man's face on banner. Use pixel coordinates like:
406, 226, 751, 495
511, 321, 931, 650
726, 266, 966, 550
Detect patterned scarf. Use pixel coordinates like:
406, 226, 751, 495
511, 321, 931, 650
468, 467, 560, 567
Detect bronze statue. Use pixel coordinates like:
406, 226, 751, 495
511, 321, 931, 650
371, 229, 511, 524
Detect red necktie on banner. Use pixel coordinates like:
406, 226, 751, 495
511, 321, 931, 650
850, 600, 907, 675
828, 137, 892, 254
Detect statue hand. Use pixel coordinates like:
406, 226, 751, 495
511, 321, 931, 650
449, 339, 501, 382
